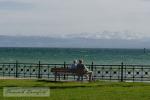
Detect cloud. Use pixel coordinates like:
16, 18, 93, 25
0, 0, 150, 41
141, 0, 150, 1
0, 35, 150, 48
62, 31, 150, 40
0, 0, 34, 11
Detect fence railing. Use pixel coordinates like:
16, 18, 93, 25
0, 61, 150, 82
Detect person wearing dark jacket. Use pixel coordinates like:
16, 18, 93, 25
76, 59, 93, 81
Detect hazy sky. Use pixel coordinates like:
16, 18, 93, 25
0, 0, 150, 39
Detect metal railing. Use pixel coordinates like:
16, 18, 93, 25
0, 61, 150, 82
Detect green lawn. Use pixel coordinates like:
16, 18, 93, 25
0, 79, 150, 100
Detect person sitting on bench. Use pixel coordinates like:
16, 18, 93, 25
76, 59, 93, 81
69, 60, 77, 72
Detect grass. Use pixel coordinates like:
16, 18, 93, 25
0, 79, 150, 100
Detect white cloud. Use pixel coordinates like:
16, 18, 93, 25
0, 0, 150, 40
0, 0, 34, 10
62, 31, 149, 40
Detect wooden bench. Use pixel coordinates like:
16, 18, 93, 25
51, 67, 92, 81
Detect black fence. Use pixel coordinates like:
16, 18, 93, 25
0, 61, 150, 82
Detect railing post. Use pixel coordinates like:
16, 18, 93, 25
2, 64, 4, 77
64, 61, 66, 80
16, 60, 18, 78
38, 61, 41, 79
91, 62, 94, 71
133, 66, 135, 82
121, 62, 124, 82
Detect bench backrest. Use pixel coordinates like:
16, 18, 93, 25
51, 67, 86, 75
51, 68, 70, 73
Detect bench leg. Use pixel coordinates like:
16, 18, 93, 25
77, 75, 82, 81
55, 72, 57, 81
81, 76, 83, 81
58, 74, 60, 80
74, 75, 76, 80
55, 75, 56, 81
89, 73, 92, 82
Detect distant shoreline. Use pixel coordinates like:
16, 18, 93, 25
0, 47, 149, 49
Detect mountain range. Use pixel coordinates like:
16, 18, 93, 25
0, 34, 149, 48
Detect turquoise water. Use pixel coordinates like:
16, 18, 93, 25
0, 47, 150, 64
